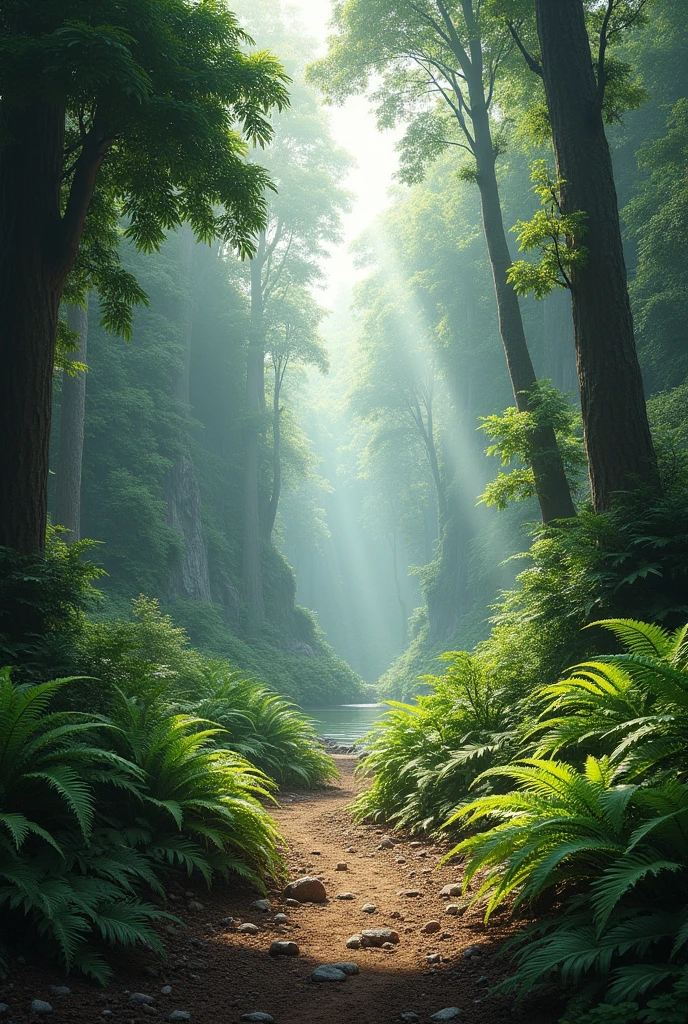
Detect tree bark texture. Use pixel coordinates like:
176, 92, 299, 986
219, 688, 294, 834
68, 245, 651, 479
165, 228, 212, 602
535, 0, 661, 510
54, 303, 89, 540
468, 88, 577, 522
242, 235, 266, 627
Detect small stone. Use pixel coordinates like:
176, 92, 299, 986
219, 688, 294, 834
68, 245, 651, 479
285, 898, 301, 908
409, 841, 423, 848
49, 986, 71, 997
143, 967, 159, 979
187, 901, 204, 912
240, 1015, 275, 1023
0, 1005, 8, 1015
463, 944, 484, 959
336, 893, 355, 900
160, 987, 172, 996
101, 1012, 113, 1018
30, 1001, 53, 1015
346, 935, 362, 949
397, 889, 421, 898
421, 920, 441, 934
251, 900, 270, 912
346, 846, 356, 853
361, 903, 377, 913
426, 953, 442, 964
130, 995, 155, 1006
283, 877, 327, 904
168, 1014, 191, 1023
141, 1005, 159, 1016
476, 977, 489, 988
220, 916, 234, 926
328, 962, 359, 976
390, 911, 403, 919
312, 966, 346, 983
274, 913, 288, 924
311, 850, 321, 856
360, 928, 399, 947
238, 923, 260, 935
400, 1015, 420, 1023
269, 941, 299, 957
395, 856, 406, 863
382, 941, 396, 950
335, 863, 348, 871
444, 904, 462, 915
188, 938, 205, 949
378, 838, 395, 850
429, 1010, 461, 1022
440, 884, 462, 898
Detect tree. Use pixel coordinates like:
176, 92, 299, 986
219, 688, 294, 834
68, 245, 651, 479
0, 0, 288, 555
53, 304, 89, 540
310, 0, 576, 523
518, 0, 661, 510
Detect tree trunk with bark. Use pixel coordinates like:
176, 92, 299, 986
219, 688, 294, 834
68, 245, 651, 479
165, 228, 212, 602
467, 81, 577, 522
0, 96, 107, 555
535, 0, 661, 510
54, 302, 89, 540
242, 234, 266, 627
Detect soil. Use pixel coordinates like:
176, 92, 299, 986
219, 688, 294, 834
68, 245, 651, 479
0, 756, 561, 1024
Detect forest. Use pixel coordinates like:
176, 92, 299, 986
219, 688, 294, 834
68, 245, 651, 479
0, 1, 687, 1022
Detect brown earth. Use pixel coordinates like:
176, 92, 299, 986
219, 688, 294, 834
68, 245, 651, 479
0, 756, 562, 1024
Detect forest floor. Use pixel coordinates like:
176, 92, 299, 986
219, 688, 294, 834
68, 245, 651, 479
2, 756, 560, 1024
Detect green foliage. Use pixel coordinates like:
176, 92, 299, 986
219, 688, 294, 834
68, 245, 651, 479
478, 381, 586, 510
507, 162, 588, 300
354, 652, 514, 833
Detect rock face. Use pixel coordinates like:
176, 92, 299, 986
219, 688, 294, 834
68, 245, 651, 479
269, 941, 299, 957
429, 1010, 461, 1022
311, 965, 347, 983
360, 928, 400, 947
283, 876, 327, 903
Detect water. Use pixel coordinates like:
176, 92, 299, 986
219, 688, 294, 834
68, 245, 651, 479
304, 703, 385, 744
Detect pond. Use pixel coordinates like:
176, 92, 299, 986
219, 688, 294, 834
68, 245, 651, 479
304, 703, 386, 745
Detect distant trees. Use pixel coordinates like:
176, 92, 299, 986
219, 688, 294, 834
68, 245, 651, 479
0, 0, 288, 555
311, 0, 576, 523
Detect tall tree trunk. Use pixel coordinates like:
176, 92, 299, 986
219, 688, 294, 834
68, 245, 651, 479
0, 101, 68, 554
468, 83, 577, 522
165, 228, 212, 601
262, 368, 282, 542
54, 302, 89, 540
242, 234, 266, 627
535, 0, 661, 510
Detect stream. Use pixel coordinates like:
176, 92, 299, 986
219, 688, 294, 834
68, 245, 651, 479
304, 703, 384, 744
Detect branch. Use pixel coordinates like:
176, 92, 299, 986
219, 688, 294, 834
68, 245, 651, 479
596, 0, 614, 109
506, 20, 543, 78
60, 118, 112, 272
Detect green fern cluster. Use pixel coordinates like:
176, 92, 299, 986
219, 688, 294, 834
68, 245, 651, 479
0, 667, 286, 982
353, 652, 515, 833
442, 620, 688, 1015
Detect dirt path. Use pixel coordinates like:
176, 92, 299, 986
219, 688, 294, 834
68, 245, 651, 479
3, 757, 560, 1024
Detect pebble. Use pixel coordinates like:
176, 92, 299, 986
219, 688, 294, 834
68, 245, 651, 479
187, 901, 204, 912
251, 900, 270, 912
476, 976, 489, 988
143, 967, 160, 979
421, 920, 441, 934
48, 987, 70, 997
361, 903, 377, 913
426, 953, 442, 964
269, 941, 299, 957
410, 842, 423, 848
0, 1005, 7, 1015
311, 849, 321, 855
397, 889, 421, 898
274, 913, 288, 924
30, 1001, 53, 1015
335, 862, 348, 871
346, 935, 362, 949
463, 945, 484, 959
444, 904, 463, 915
382, 941, 396, 950
160, 987, 172, 996
285, 899, 301, 908
395, 856, 406, 864
400, 1015, 420, 1023
167, 1014, 191, 1023
360, 928, 400, 947
311, 965, 347, 983
283, 877, 327, 904
238, 923, 260, 935
440, 884, 462, 898
130, 994, 155, 1006
336, 893, 355, 900
429, 1011, 461, 1022
378, 837, 395, 850
346, 846, 356, 853
329, 962, 359, 976
390, 911, 403, 919
241, 1015, 275, 1023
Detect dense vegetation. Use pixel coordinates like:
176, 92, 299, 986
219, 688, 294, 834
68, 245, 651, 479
1, 0, 687, 1018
